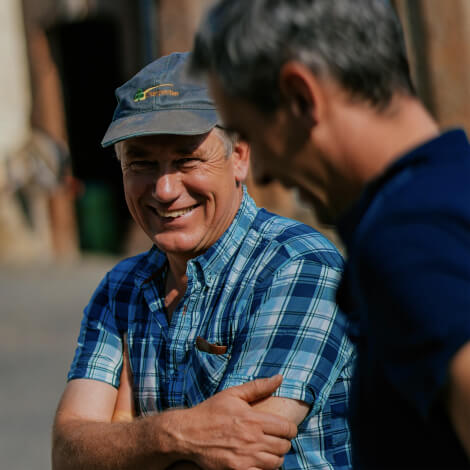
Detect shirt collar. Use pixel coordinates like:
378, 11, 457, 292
195, 186, 258, 285
134, 245, 167, 288
134, 186, 258, 287
337, 128, 469, 247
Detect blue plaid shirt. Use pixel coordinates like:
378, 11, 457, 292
69, 190, 354, 469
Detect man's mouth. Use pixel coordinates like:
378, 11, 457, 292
154, 204, 200, 219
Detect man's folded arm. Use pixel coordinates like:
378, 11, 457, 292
447, 340, 470, 459
52, 375, 297, 470
53, 378, 180, 470
167, 396, 309, 470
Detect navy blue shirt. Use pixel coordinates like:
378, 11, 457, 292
337, 129, 470, 469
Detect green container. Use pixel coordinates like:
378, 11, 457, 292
76, 182, 120, 254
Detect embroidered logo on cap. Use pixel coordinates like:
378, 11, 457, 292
133, 83, 180, 102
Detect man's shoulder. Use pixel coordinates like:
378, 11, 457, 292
373, 130, 470, 217
105, 248, 158, 289
249, 208, 344, 271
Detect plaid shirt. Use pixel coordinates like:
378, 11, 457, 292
69, 190, 354, 469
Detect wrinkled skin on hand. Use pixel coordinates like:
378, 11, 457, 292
172, 375, 297, 470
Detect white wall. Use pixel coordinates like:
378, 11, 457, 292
0, 0, 31, 160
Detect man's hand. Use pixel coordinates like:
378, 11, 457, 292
447, 340, 470, 458
169, 375, 298, 470
53, 375, 296, 470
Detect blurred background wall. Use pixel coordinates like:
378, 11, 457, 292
1, 0, 469, 262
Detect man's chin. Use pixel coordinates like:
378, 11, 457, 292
152, 234, 201, 258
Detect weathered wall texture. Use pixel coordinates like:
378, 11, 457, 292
419, 0, 470, 134
159, 0, 215, 55
0, 1, 51, 263
0, 1, 31, 159
395, 0, 470, 135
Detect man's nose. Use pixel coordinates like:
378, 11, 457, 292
152, 172, 181, 202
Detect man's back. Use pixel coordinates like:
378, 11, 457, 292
337, 129, 470, 468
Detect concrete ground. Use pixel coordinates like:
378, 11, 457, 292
0, 255, 118, 469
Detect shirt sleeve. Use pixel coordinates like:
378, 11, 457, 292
67, 272, 123, 388
218, 258, 353, 416
357, 212, 470, 418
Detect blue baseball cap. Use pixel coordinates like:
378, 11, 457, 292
101, 52, 219, 147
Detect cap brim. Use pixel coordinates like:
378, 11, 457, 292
101, 108, 219, 147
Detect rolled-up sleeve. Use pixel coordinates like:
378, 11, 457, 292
219, 259, 352, 416
67, 273, 123, 388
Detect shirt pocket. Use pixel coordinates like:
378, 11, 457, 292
184, 346, 231, 406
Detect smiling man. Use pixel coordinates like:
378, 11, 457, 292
52, 52, 354, 470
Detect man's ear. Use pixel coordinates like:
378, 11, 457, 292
232, 140, 251, 184
279, 61, 324, 129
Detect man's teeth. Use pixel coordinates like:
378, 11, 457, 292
157, 205, 196, 218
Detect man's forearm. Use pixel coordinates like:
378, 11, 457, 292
447, 340, 470, 458
53, 375, 294, 470
52, 409, 185, 470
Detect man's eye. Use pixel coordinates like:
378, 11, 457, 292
176, 158, 198, 167
129, 161, 156, 171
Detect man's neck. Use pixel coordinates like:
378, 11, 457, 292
346, 95, 439, 185
164, 257, 188, 322
329, 94, 439, 217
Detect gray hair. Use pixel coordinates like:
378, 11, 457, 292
191, 0, 416, 112
214, 125, 239, 157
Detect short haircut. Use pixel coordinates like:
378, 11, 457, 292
191, 0, 416, 112
214, 125, 239, 157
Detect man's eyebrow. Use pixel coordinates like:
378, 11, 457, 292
175, 143, 201, 155
176, 135, 209, 154
123, 144, 149, 157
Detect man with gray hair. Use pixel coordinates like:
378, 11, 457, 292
191, 0, 470, 468
52, 51, 355, 470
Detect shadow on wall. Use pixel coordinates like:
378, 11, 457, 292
47, 16, 131, 255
